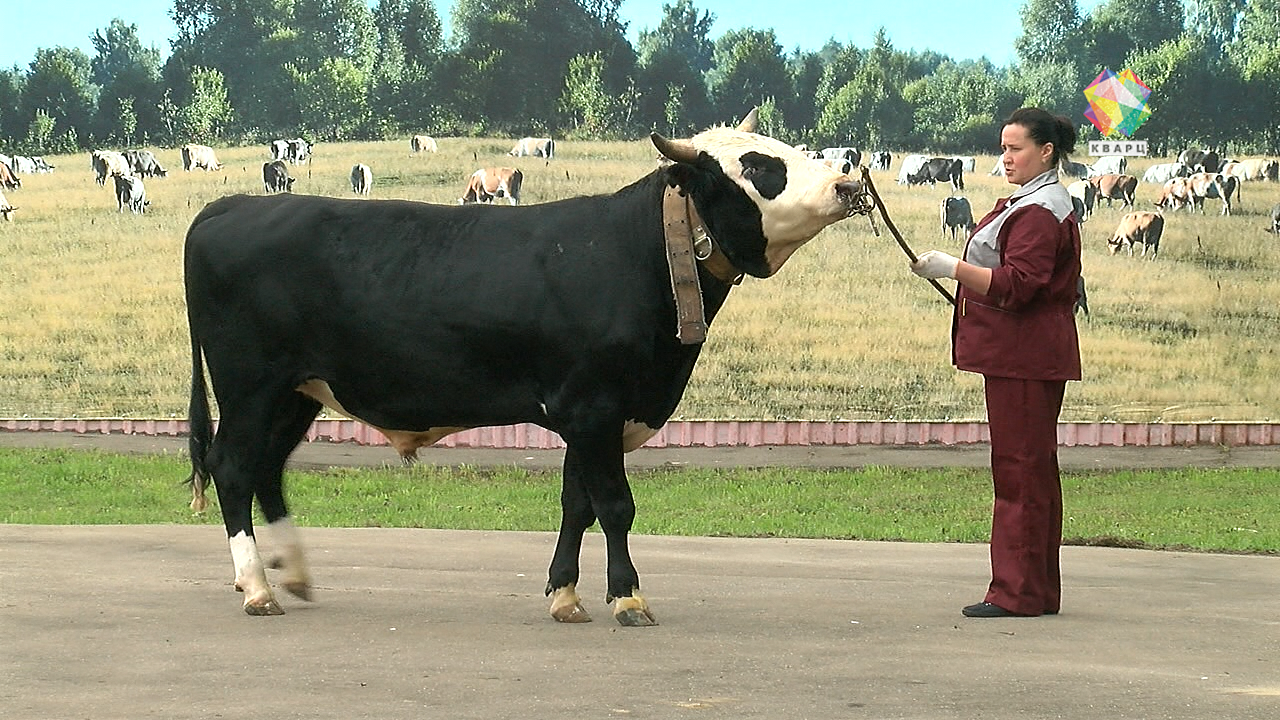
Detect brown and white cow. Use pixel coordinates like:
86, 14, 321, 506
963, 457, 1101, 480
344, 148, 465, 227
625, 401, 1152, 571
91, 150, 131, 186
411, 135, 438, 153
459, 167, 523, 206
181, 144, 223, 172
509, 137, 554, 159
0, 189, 16, 220
1088, 173, 1137, 208
1108, 211, 1164, 259
1153, 176, 1194, 212
1186, 172, 1237, 215
0, 159, 19, 190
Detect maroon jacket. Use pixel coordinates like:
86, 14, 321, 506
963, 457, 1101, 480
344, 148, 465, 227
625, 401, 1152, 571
951, 198, 1082, 381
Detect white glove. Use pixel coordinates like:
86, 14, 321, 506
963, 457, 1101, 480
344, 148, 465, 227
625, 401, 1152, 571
911, 250, 959, 280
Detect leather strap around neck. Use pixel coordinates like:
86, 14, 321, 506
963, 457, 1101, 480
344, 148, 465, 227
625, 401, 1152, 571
661, 187, 744, 344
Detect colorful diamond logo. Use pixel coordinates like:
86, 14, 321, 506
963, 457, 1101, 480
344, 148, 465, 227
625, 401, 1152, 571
1083, 68, 1151, 138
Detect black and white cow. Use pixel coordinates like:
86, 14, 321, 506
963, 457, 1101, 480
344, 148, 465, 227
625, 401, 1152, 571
509, 137, 555, 159
112, 173, 148, 213
906, 157, 964, 190
350, 163, 372, 196
269, 139, 290, 162
820, 147, 860, 166
1270, 203, 1280, 234
868, 151, 891, 171
183, 109, 865, 623
123, 149, 168, 178
262, 160, 295, 193
286, 138, 311, 164
940, 196, 974, 239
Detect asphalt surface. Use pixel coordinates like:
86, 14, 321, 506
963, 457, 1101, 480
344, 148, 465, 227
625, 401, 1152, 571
3, 432, 1279, 719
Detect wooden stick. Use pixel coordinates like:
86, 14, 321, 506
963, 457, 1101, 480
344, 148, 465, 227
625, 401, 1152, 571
860, 167, 957, 306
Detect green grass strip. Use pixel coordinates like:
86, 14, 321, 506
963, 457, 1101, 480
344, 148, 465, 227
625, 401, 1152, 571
1, 448, 1276, 554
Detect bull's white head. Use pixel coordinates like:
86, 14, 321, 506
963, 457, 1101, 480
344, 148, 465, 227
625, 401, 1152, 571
653, 109, 864, 277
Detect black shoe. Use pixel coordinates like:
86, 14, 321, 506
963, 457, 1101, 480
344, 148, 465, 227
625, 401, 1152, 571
962, 601, 1017, 618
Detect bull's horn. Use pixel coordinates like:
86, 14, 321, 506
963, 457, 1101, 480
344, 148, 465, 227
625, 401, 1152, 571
651, 133, 699, 164
737, 107, 759, 133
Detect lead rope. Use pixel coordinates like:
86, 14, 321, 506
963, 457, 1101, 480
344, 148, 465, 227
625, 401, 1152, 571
857, 166, 957, 306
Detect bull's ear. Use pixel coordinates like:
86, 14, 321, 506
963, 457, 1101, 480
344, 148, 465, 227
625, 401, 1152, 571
652, 133, 698, 164
736, 106, 759, 133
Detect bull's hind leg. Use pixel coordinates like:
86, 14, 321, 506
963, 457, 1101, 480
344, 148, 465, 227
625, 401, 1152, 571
209, 391, 319, 615
254, 393, 323, 602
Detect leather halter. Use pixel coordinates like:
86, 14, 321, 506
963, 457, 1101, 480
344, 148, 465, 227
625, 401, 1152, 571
662, 186, 743, 344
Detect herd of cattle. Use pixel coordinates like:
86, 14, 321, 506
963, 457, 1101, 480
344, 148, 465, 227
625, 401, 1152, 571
2, 137, 1278, 242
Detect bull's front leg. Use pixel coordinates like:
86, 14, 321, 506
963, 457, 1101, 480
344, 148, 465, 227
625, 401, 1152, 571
554, 434, 657, 627
546, 465, 596, 623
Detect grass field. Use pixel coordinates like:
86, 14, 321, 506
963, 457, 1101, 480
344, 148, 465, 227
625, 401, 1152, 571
2, 138, 1278, 422
2, 447, 1277, 553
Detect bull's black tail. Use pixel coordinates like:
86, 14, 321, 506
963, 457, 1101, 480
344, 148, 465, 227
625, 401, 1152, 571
187, 328, 213, 512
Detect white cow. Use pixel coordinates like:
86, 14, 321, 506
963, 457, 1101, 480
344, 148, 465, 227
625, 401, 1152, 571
1088, 155, 1128, 177
509, 137, 554, 159
1142, 162, 1190, 185
897, 154, 930, 184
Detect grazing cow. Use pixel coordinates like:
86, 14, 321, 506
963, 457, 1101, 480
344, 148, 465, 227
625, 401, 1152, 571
820, 147, 861, 166
91, 150, 130, 186
820, 157, 853, 174
112, 173, 148, 214
906, 157, 964, 190
1088, 173, 1137, 208
350, 163, 372, 196
9, 155, 38, 174
459, 167, 523, 206
1196, 150, 1221, 173
1108, 211, 1164, 258
1066, 180, 1096, 222
1074, 275, 1089, 316
952, 156, 976, 173
269, 140, 289, 162
1142, 162, 1190, 185
509, 137, 555, 159
897, 154, 930, 184
262, 160, 294, 193
0, 159, 19, 189
182, 108, 867, 622
1186, 171, 1236, 215
181, 144, 223, 171
1057, 160, 1089, 179
1088, 155, 1127, 177
0, 189, 16, 221
1270, 203, 1280, 234
123, 149, 168, 178
868, 150, 891, 171
940, 196, 974, 240
286, 138, 311, 164
411, 135, 438, 153
1178, 148, 1206, 168
1154, 176, 1194, 212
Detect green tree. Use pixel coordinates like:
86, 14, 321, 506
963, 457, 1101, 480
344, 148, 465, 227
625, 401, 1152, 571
289, 57, 370, 140
1236, 0, 1280, 57
1015, 0, 1085, 66
1236, 0, 1280, 151
292, 0, 377, 74
176, 66, 233, 141
786, 49, 825, 134
91, 19, 164, 144
1185, 0, 1245, 56
1008, 61, 1087, 121
20, 47, 95, 150
904, 61, 1009, 152
1125, 34, 1236, 151
814, 32, 911, 149
0, 68, 25, 145
634, 0, 716, 134
705, 28, 792, 121
1085, 0, 1186, 72
560, 52, 633, 138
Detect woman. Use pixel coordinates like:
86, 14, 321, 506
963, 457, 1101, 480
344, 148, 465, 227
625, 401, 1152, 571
910, 107, 1082, 618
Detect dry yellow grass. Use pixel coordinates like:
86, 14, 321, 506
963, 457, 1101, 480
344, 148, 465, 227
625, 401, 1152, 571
1, 141, 1278, 422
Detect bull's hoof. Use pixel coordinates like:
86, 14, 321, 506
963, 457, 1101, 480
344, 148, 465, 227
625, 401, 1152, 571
612, 593, 658, 627
243, 599, 285, 616
283, 581, 313, 601
549, 584, 592, 623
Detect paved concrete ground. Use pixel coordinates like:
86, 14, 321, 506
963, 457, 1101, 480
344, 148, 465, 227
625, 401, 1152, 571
3, 525, 1278, 719
3, 433, 1279, 718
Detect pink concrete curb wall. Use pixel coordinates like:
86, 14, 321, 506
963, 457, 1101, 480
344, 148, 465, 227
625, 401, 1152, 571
3, 418, 1279, 448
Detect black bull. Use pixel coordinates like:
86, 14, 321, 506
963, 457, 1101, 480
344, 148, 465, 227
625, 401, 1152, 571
184, 125, 864, 625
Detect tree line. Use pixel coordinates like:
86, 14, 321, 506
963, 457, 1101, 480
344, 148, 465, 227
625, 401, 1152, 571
1, 0, 1278, 157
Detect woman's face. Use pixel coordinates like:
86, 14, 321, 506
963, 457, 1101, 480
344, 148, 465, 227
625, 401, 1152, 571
1000, 123, 1055, 186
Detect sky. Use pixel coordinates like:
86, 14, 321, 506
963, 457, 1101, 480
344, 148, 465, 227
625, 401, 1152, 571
4, 1, 1106, 71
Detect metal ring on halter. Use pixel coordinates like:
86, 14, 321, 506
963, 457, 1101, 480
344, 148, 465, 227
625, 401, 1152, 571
692, 226, 714, 260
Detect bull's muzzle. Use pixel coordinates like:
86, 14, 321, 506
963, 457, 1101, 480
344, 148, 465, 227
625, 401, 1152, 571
836, 179, 874, 217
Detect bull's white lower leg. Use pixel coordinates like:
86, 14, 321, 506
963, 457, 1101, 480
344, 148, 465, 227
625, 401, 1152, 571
268, 517, 312, 600
229, 531, 283, 615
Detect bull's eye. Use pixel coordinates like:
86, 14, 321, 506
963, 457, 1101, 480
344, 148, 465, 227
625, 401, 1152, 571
738, 151, 787, 200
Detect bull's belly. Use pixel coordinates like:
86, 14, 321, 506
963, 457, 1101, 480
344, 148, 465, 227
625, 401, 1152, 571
296, 380, 662, 456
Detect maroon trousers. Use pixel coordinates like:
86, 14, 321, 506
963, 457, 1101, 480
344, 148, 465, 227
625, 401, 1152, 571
982, 376, 1066, 616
